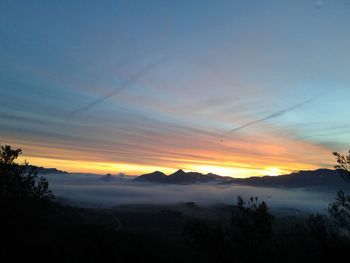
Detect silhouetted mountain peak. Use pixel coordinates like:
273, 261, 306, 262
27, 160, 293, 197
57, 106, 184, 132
135, 169, 221, 184
170, 169, 186, 176
153, 171, 166, 175
133, 168, 346, 189
135, 171, 167, 182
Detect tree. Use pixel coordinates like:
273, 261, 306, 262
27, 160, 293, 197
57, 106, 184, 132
329, 149, 350, 233
0, 145, 54, 201
333, 150, 350, 181
329, 190, 350, 232
230, 196, 274, 244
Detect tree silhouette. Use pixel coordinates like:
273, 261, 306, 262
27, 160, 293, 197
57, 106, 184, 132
329, 149, 350, 233
229, 196, 274, 250
184, 195, 275, 262
333, 150, 350, 181
0, 145, 54, 201
329, 190, 350, 232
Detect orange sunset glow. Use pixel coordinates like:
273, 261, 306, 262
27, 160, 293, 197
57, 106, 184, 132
7, 125, 334, 177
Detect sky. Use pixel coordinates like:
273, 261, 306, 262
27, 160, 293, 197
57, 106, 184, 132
1, 0, 350, 177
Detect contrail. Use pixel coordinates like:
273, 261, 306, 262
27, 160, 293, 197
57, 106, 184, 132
67, 57, 168, 120
225, 97, 316, 135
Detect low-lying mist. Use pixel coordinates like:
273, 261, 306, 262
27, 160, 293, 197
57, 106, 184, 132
44, 173, 339, 215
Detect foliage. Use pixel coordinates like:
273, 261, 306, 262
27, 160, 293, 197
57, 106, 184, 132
227, 196, 274, 261
184, 196, 275, 262
329, 190, 350, 232
0, 144, 54, 237
333, 150, 350, 181
331, 149, 350, 233
230, 196, 273, 242
0, 145, 54, 201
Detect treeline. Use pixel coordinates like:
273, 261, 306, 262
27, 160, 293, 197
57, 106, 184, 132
184, 195, 350, 263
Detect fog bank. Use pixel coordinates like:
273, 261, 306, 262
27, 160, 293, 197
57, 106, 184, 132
44, 173, 338, 214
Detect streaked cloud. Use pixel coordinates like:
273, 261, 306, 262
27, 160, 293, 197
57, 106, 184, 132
0, 0, 349, 177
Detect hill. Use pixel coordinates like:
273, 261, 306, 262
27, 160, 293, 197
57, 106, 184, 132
227, 169, 345, 188
135, 168, 347, 188
135, 169, 224, 184
30, 165, 68, 175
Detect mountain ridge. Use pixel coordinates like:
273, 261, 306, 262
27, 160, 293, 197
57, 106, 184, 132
30, 165, 68, 175
134, 168, 348, 188
135, 169, 226, 184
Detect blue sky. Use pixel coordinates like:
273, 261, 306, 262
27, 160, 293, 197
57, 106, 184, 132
0, 0, 350, 176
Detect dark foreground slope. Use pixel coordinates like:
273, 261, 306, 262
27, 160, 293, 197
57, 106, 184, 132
2, 200, 350, 263
1, 202, 189, 263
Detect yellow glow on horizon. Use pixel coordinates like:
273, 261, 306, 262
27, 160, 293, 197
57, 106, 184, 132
186, 165, 262, 178
19, 156, 176, 175
18, 155, 320, 178
185, 164, 297, 178
263, 167, 287, 176
3, 119, 334, 179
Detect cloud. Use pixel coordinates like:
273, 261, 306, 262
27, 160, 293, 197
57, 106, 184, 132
226, 98, 316, 134
67, 57, 169, 119
45, 173, 334, 214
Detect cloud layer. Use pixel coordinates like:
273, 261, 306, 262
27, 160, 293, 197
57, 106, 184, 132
45, 173, 335, 214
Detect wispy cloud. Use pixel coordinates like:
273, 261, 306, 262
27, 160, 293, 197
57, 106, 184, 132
67, 57, 169, 120
226, 98, 317, 134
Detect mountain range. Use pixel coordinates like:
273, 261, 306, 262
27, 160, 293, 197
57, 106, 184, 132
135, 168, 349, 189
135, 169, 228, 184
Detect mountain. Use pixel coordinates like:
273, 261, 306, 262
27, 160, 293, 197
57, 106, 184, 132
135, 168, 348, 189
99, 173, 127, 182
226, 169, 346, 188
32, 165, 68, 175
134, 171, 168, 183
135, 169, 224, 184
167, 169, 223, 183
